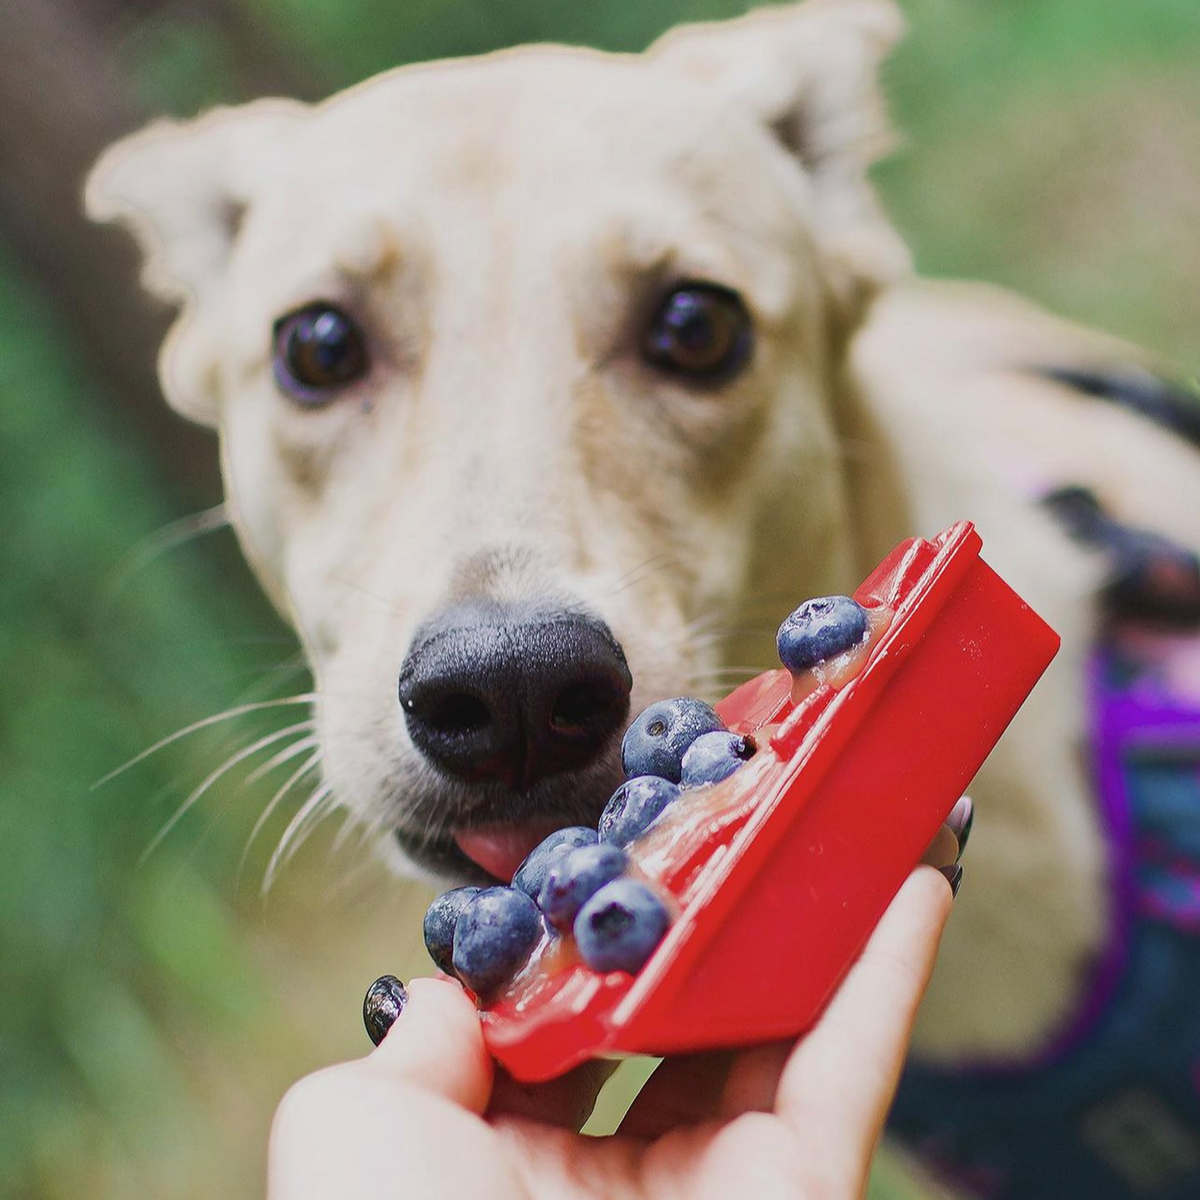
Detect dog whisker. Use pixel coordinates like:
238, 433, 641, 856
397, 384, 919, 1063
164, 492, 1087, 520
679, 608, 729, 634
323, 818, 379, 898
228, 650, 309, 695
239, 747, 324, 878
327, 573, 404, 614
675, 607, 787, 642
141, 720, 315, 862
202, 643, 308, 679
602, 551, 681, 598
275, 781, 337, 873
92, 693, 319, 791
675, 621, 726, 643
325, 827, 407, 904
263, 780, 336, 893
219, 667, 314, 692
328, 804, 367, 857
679, 629, 760, 650
244, 730, 320, 786
102, 503, 231, 600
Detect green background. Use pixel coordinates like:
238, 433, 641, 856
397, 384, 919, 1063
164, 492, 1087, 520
2, 1, 1198, 1196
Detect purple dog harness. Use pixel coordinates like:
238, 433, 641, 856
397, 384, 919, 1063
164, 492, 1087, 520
890, 632, 1200, 1199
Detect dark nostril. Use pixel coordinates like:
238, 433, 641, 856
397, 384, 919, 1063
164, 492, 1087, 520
426, 693, 491, 736
398, 603, 632, 790
550, 681, 613, 732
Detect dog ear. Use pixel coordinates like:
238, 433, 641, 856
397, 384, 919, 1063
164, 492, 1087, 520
85, 99, 305, 425
651, 0, 910, 319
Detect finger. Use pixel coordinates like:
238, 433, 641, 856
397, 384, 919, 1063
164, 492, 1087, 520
634, 801, 975, 1134
920, 822, 959, 870
623, 829, 967, 1138
488, 1058, 618, 1130
698, 833, 966, 1121
366, 976, 494, 1114
270, 1060, 493, 1200
921, 794, 974, 870
774, 867, 954, 1189
269, 979, 504, 1199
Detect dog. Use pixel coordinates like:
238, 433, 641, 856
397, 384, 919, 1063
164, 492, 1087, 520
85, 1, 1200, 1193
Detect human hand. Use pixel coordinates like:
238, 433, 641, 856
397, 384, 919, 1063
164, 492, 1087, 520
269, 816, 967, 1200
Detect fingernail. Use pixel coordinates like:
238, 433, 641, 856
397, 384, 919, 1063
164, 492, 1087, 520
947, 796, 974, 861
940, 863, 963, 899
363, 975, 408, 1046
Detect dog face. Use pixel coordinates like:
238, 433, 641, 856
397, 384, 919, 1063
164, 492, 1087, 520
88, 1, 911, 884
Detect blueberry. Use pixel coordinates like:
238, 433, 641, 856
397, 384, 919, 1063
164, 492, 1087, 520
512, 827, 597, 899
680, 731, 756, 787
539, 843, 629, 932
574, 879, 671, 975
422, 886, 481, 976
598, 775, 681, 846
776, 595, 869, 672
452, 886, 542, 996
621, 697, 725, 783
363, 974, 408, 1046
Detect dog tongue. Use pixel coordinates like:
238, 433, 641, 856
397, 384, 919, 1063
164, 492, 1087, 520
453, 825, 554, 883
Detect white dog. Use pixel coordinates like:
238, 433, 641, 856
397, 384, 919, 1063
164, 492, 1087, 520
87, 0, 1200, 1192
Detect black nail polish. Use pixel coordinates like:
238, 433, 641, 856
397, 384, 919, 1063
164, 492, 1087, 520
948, 799, 974, 861
940, 863, 963, 899
363, 975, 408, 1046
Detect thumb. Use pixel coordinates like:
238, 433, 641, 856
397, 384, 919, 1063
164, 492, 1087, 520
268, 979, 502, 1200
367, 976, 495, 1113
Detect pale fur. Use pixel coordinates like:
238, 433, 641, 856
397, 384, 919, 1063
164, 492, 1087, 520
87, 0, 1200, 1071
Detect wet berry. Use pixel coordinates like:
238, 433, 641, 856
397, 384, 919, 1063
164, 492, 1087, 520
575, 879, 671, 974
452, 886, 541, 995
540, 843, 629, 932
680, 731, 755, 787
621, 697, 725, 783
512, 827, 597, 899
776, 595, 869, 672
598, 775, 681, 846
422, 886, 481, 976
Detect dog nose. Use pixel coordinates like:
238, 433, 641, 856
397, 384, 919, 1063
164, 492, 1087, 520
397, 604, 632, 791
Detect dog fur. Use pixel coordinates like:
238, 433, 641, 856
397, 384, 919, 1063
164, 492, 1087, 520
86, 0, 1200, 1072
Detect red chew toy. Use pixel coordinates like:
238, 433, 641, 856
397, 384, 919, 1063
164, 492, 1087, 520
479, 522, 1059, 1082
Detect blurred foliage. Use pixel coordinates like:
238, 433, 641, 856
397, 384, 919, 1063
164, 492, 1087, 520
2, 1, 1198, 1197
123, 12, 243, 116
0, 240, 285, 1195
881, 0, 1200, 376
0, 239, 424, 1199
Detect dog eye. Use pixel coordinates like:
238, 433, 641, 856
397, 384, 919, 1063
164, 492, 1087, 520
642, 284, 752, 383
272, 304, 368, 401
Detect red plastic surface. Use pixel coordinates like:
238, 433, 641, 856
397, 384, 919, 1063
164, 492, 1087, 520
479, 522, 1060, 1081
